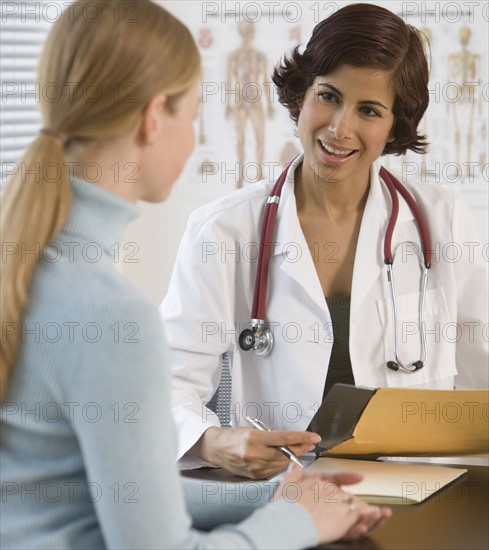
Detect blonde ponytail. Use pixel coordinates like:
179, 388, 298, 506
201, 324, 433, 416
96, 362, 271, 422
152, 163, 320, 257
0, 0, 200, 399
1, 134, 72, 398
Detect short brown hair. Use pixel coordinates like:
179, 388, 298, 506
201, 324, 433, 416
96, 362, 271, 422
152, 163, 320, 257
272, 3, 429, 155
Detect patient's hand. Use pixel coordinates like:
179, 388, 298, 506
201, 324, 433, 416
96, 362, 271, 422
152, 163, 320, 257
274, 467, 392, 544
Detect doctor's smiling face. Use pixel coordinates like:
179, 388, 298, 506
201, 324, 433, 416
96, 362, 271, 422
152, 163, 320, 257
297, 64, 395, 189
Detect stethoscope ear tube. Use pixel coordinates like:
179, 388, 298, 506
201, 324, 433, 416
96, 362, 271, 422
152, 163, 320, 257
385, 251, 429, 374
380, 166, 432, 268
381, 167, 400, 265
239, 165, 290, 356
252, 169, 289, 321
381, 166, 431, 373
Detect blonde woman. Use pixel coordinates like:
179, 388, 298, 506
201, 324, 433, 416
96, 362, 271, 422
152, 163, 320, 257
0, 1, 390, 548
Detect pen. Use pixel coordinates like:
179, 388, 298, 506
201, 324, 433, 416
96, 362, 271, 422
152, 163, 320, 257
245, 415, 304, 468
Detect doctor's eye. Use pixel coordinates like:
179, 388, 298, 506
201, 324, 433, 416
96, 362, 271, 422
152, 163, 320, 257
317, 91, 337, 104
359, 106, 381, 118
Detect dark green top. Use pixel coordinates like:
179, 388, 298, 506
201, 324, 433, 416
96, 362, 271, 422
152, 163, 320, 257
323, 295, 355, 400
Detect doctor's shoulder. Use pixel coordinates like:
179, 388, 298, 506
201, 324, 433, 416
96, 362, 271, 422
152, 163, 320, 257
387, 168, 470, 221
184, 178, 275, 239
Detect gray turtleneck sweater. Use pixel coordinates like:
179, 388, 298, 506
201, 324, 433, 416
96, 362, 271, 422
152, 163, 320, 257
0, 178, 317, 549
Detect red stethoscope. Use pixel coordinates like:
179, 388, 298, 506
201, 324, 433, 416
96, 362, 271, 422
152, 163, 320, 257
238, 164, 432, 374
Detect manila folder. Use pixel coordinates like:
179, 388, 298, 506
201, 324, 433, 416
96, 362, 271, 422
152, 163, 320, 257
326, 388, 489, 456
307, 457, 466, 504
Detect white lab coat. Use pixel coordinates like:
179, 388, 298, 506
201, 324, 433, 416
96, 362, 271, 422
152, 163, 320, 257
161, 156, 488, 469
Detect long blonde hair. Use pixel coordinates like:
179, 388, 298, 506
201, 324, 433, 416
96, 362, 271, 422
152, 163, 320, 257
0, 0, 200, 399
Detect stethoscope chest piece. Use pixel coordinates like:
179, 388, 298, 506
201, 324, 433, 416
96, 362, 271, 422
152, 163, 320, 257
239, 321, 274, 356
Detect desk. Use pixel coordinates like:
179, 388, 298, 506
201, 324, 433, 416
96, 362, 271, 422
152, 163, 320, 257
183, 464, 488, 550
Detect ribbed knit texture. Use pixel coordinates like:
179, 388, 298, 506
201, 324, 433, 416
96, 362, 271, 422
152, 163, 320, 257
0, 178, 318, 550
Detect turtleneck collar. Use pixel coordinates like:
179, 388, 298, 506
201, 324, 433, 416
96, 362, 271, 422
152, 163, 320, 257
60, 177, 140, 255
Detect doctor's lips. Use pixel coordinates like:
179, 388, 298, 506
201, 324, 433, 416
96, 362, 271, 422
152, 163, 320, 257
318, 139, 358, 161
318, 139, 357, 167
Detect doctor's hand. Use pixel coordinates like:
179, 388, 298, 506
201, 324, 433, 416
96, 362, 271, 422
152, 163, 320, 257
190, 426, 321, 479
274, 466, 392, 545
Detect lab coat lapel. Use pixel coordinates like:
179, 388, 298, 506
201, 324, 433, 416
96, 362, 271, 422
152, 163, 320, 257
350, 192, 384, 316
351, 162, 416, 317
273, 157, 328, 316
351, 162, 391, 317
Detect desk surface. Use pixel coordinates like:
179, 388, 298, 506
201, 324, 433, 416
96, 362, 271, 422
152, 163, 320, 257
183, 464, 489, 550
322, 464, 488, 550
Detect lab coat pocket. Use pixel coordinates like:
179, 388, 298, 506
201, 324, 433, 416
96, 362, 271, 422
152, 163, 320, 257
376, 287, 457, 387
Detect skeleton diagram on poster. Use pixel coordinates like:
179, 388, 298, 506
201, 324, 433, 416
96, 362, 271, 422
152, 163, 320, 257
447, 26, 482, 177
225, 21, 274, 188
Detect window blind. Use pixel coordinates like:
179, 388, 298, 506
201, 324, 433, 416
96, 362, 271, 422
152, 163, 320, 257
0, 1, 68, 186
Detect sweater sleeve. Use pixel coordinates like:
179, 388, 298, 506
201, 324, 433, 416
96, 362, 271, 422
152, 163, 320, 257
65, 297, 318, 550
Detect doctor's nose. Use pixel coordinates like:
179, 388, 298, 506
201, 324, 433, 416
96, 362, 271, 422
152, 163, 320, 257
328, 110, 354, 141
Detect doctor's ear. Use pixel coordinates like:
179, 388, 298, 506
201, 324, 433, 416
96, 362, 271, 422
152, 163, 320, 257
139, 92, 167, 146
386, 128, 396, 144
295, 100, 304, 120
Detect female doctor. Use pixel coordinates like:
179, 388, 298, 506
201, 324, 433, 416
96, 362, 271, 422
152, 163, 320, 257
161, 3, 488, 480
